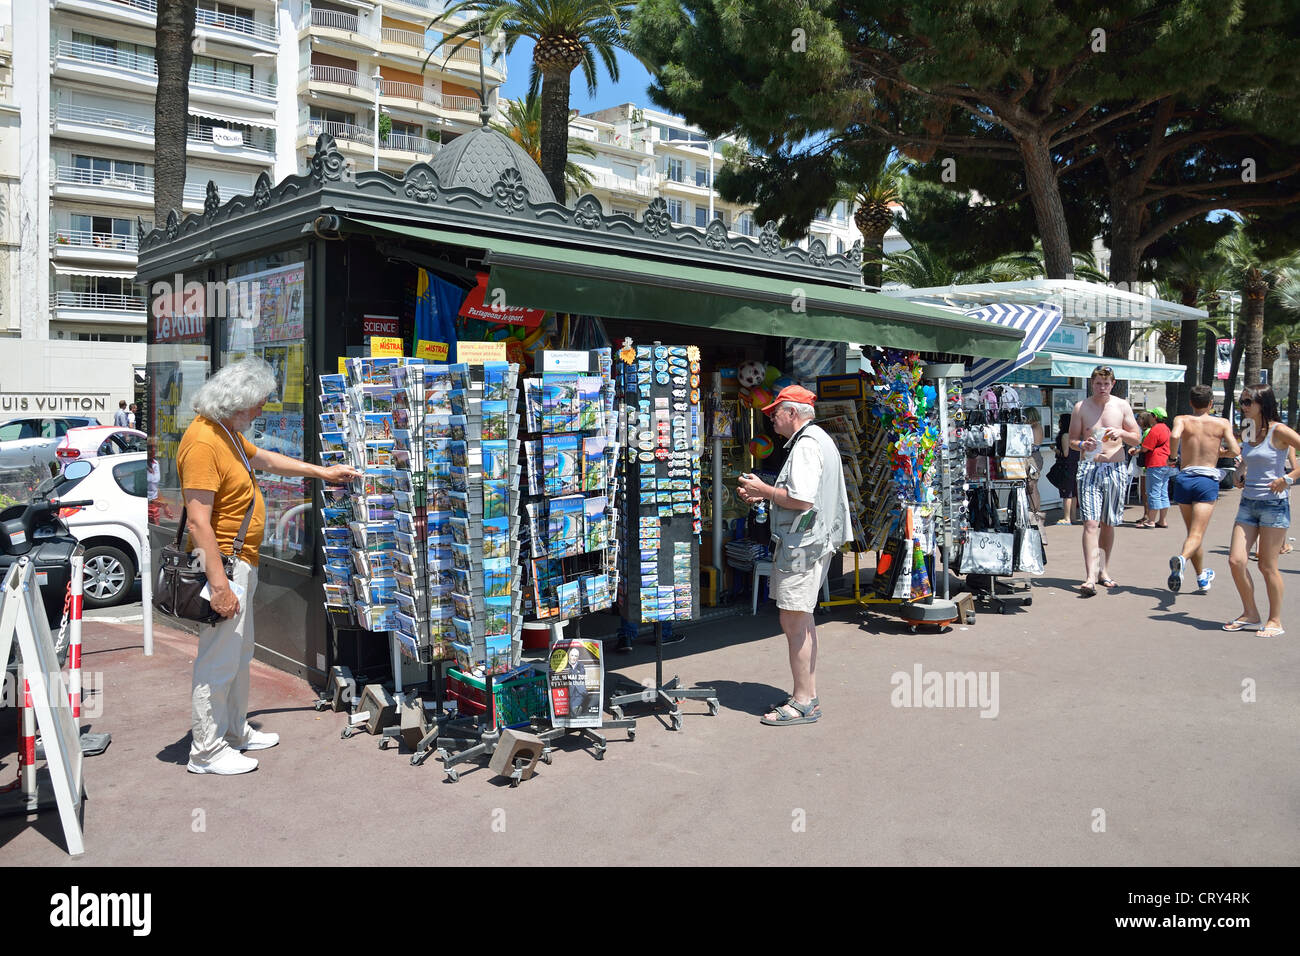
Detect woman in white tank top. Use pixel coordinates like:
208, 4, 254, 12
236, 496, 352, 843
1226, 384, 1300, 637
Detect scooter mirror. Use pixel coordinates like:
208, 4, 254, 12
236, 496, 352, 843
62, 460, 93, 481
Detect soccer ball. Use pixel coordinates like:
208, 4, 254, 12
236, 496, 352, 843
737, 361, 766, 388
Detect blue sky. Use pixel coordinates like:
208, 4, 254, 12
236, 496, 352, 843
497, 41, 659, 115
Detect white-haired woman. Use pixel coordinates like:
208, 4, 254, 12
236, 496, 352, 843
177, 358, 358, 775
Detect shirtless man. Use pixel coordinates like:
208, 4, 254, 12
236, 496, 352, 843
1166, 383, 1240, 593
1066, 366, 1142, 596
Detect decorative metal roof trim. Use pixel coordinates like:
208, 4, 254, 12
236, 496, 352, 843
138, 134, 864, 286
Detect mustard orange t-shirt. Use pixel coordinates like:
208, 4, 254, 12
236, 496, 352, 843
177, 415, 266, 566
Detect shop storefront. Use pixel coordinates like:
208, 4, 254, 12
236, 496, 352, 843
138, 128, 1023, 679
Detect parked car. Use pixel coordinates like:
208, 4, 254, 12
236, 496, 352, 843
55, 425, 147, 470
0, 416, 99, 441
0, 440, 61, 503
47, 451, 148, 608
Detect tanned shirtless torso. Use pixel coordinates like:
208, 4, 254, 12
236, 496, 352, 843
1167, 389, 1240, 594
1066, 370, 1141, 595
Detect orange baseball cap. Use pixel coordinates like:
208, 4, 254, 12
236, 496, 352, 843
762, 384, 818, 415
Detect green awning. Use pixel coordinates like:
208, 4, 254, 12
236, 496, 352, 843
344, 217, 1023, 359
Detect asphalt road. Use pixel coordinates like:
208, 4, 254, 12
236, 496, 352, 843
2, 489, 1297, 866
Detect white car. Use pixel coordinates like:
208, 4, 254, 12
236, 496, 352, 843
55, 425, 147, 472
51, 451, 148, 608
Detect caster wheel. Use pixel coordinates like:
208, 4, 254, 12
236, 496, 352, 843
627, 729, 636, 741
707, 700, 720, 716
379, 738, 388, 750
509, 776, 520, 788
611, 706, 624, 720
410, 753, 425, 767
341, 726, 354, 739
436, 748, 450, 763
594, 748, 605, 760
445, 769, 459, 783
314, 700, 325, 712
671, 716, 683, 732
541, 751, 553, 765
909, 625, 918, 634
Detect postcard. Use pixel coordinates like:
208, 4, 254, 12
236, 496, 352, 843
482, 400, 510, 441
484, 595, 511, 636
556, 581, 581, 620
483, 516, 511, 559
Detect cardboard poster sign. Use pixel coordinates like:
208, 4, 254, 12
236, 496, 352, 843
416, 339, 450, 362
457, 341, 508, 364
547, 639, 604, 728
362, 314, 401, 336
369, 336, 403, 357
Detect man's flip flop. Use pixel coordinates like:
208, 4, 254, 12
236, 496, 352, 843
1099, 577, 1118, 588
1079, 583, 1097, 597
760, 698, 820, 726
1222, 618, 1262, 632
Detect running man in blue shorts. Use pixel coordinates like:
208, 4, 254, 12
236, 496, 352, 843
1067, 366, 1142, 596
1167, 384, 1239, 593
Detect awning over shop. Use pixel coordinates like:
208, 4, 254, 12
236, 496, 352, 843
1035, 350, 1186, 383
963, 303, 1064, 391
188, 108, 276, 130
51, 264, 140, 279
344, 217, 1024, 360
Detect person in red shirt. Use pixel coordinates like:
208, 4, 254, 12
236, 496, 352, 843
1138, 408, 1173, 528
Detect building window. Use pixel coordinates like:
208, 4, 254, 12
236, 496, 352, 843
73, 333, 145, 343
695, 206, 709, 228
695, 167, 710, 188
197, 0, 255, 19
836, 238, 844, 254
191, 55, 254, 93
667, 198, 684, 223
667, 157, 684, 183
72, 154, 150, 186
737, 212, 754, 236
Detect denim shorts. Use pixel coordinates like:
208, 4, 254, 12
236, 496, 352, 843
1235, 496, 1291, 529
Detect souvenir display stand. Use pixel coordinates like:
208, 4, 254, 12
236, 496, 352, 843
606, 341, 718, 730
516, 347, 635, 757
958, 384, 1040, 614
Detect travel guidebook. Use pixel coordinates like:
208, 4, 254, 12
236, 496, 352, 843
548, 639, 604, 728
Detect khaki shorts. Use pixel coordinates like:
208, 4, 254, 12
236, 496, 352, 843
770, 550, 833, 613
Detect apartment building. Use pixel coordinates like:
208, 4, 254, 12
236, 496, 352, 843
572, 104, 904, 255
297, 0, 505, 176
4, 0, 506, 422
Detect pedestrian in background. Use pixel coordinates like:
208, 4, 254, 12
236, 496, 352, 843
1224, 384, 1300, 637
1138, 407, 1172, 528
128, 403, 138, 429
113, 400, 129, 427
1052, 412, 1079, 525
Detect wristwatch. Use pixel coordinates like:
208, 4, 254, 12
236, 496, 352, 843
1286, 476, 1295, 487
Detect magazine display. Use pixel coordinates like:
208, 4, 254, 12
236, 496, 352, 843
547, 639, 605, 729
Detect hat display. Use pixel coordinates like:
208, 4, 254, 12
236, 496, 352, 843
761, 384, 818, 415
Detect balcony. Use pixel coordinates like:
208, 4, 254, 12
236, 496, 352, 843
303, 64, 377, 101
52, 231, 140, 266
380, 26, 431, 50
53, 0, 155, 28
54, 291, 147, 313
195, 7, 277, 44
52, 165, 154, 207
187, 123, 277, 157
300, 122, 440, 159
385, 132, 440, 157
442, 94, 482, 114
53, 102, 155, 149
311, 9, 360, 32
189, 65, 277, 100
583, 168, 654, 198
379, 79, 439, 105
53, 40, 158, 89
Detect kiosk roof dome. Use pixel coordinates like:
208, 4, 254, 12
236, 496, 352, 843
431, 125, 555, 204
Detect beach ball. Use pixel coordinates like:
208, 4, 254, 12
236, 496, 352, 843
763, 365, 783, 387
737, 360, 766, 388
750, 386, 774, 409
749, 434, 775, 459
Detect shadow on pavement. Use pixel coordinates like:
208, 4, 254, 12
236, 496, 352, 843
695, 679, 786, 716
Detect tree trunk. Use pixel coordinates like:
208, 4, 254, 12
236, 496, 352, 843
1199, 331, 1216, 391
861, 230, 885, 289
1173, 319, 1199, 414
538, 68, 572, 204
1104, 239, 1145, 401
1289, 355, 1300, 423
1223, 334, 1246, 420
1019, 136, 1073, 279
154, 0, 197, 225
1242, 271, 1268, 387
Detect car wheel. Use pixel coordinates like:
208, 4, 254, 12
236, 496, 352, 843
81, 545, 135, 609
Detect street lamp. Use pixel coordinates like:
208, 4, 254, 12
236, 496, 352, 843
371, 66, 383, 170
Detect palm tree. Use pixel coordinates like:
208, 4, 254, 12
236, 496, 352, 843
874, 240, 1038, 289
154, 0, 197, 224
492, 96, 595, 200
433, 1, 636, 201
1273, 270, 1300, 420
850, 156, 910, 288
1156, 245, 1228, 413
1217, 224, 1295, 387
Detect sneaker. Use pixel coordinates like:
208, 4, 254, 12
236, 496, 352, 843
187, 749, 258, 775
1168, 555, 1185, 593
1196, 568, 1215, 593
233, 730, 279, 752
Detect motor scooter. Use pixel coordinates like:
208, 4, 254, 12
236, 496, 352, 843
1, 459, 96, 675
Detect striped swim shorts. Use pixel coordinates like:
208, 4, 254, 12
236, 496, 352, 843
1077, 460, 1127, 526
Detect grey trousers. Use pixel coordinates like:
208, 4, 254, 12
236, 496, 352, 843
189, 560, 258, 767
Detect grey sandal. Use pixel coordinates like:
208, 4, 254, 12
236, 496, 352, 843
769, 694, 819, 713
760, 697, 821, 726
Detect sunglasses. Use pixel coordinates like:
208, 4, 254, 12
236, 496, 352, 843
1239, 397, 1255, 407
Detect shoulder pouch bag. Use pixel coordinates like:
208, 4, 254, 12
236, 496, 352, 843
153, 424, 256, 626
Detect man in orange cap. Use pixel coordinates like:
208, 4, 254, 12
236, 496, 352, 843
738, 385, 852, 726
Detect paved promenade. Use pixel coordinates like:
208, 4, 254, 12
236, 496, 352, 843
2, 489, 1296, 866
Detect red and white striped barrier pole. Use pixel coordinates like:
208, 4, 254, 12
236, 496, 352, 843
20, 664, 35, 802
68, 556, 83, 719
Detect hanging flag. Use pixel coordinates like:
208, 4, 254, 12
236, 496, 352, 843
1215, 338, 1234, 380
415, 268, 465, 361
963, 303, 1064, 391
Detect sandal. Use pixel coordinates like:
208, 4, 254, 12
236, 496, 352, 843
1078, 582, 1097, 597
1099, 577, 1118, 588
1154, 523, 1169, 528
1135, 520, 1156, 529
760, 698, 821, 726
1257, 625, 1286, 638
1222, 618, 1262, 632
769, 694, 819, 714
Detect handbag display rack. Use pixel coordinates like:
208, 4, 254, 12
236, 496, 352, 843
958, 386, 1040, 613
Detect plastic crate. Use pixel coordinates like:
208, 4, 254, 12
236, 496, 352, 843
446, 667, 549, 728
